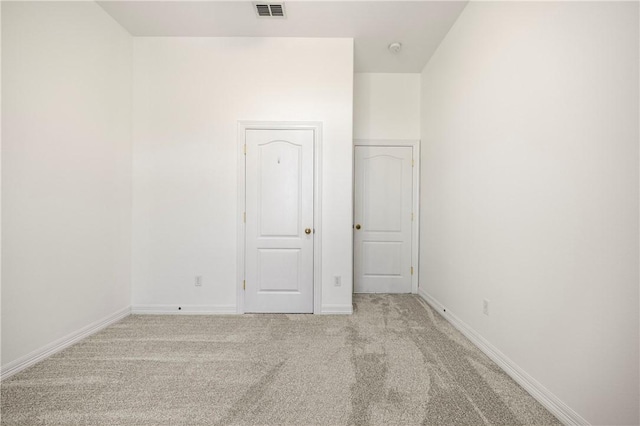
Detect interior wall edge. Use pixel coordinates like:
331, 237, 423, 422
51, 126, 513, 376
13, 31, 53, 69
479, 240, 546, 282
131, 305, 236, 315
417, 289, 589, 426
0, 306, 131, 381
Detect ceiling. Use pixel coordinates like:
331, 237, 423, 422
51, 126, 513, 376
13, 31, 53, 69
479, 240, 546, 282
97, 1, 468, 73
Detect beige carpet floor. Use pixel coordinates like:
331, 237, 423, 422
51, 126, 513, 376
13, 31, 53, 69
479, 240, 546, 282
1, 294, 560, 425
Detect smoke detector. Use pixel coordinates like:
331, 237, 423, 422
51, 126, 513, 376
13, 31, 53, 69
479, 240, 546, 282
388, 42, 402, 54
254, 3, 286, 18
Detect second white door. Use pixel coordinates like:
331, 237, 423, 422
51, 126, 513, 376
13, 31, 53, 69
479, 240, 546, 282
354, 146, 413, 293
245, 129, 314, 313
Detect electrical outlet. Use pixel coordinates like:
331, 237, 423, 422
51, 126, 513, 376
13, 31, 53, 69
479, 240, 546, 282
195, 275, 202, 287
334, 276, 342, 287
483, 299, 489, 316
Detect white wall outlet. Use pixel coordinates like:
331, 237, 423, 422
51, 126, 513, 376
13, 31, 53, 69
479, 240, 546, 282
483, 299, 489, 316
334, 276, 342, 287
195, 275, 202, 287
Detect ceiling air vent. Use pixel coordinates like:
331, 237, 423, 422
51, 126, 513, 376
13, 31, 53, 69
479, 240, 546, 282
254, 2, 286, 18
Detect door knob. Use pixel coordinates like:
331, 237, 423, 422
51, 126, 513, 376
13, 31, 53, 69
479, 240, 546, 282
355, 224, 361, 230
305, 228, 312, 235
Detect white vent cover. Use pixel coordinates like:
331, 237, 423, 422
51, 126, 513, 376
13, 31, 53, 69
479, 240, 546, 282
254, 3, 286, 18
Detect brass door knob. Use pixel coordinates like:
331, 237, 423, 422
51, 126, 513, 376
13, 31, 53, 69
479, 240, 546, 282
355, 224, 361, 230
305, 228, 312, 235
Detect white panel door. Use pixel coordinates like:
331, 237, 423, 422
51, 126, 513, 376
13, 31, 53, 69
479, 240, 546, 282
245, 129, 314, 313
354, 146, 413, 293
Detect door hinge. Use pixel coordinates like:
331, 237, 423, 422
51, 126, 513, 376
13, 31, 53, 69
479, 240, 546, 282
411, 266, 414, 275
243, 280, 246, 290
243, 212, 246, 223
412, 159, 414, 167
411, 212, 414, 221
243, 144, 246, 155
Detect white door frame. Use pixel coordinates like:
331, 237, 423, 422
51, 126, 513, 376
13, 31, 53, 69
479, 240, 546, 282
237, 121, 323, 314
353, 139, 420, 294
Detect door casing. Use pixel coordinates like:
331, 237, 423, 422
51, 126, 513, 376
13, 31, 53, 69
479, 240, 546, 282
353, 139, 420, 294
237, 122, 323, 314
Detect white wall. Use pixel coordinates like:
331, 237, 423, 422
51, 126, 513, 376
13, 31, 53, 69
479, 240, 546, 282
420, 2, 639, 425
1, 1, 3, 370
1, 2, 132, 366
353, 73, 420, 140
132, 38, 353, 312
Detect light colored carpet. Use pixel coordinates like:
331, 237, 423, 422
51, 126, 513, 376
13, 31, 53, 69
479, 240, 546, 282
1, 294, 560, 425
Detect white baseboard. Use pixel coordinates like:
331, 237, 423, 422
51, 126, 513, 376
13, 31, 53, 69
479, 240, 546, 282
417, 288, 589, 426
1, 306, 131, 381
320, 304, 353, 315
131, 304, 237, 315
